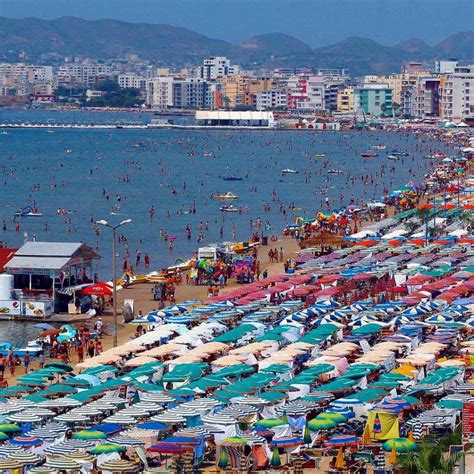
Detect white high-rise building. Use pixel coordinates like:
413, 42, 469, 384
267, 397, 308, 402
440, 65, 474, 122
145, 77, 174, 108
199, 57, 239, 81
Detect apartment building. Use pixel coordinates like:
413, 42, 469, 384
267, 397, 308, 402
440, 65, 474, 122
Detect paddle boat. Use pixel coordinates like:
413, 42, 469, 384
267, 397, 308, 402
203, 151, 214, 157
372, 145, 386, 150
0, 341, 43, 358
14, 206, 43, 217
220, 205, 239, 213
315, 153, 326, 157
212, 192, 239, 200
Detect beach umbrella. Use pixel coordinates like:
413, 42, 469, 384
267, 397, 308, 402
270, 446, 281, 468
0, 433, 8, 441
362, 423, 371, 444
389, 445, 397, 464
55, 413, 90, 423
72, 430, 107, 440
372, 413, 382, 434
317, 412, 347, 423
307, 418, 338, 431
0, 424, 20, 433
7, 451, 43, 465
89, 443, 126, 455
0, 459, 22, 470
151, 413, 186, 424
270, 437, 303, 450
136, 421, 168, 432
335, 447, 345, 469
44, 362, 73, 372
108, 436, 145, 447
63, 452, 95, 462
254, 418, 287, 429
303, 425, 312, 445
382, 438, 418, 453
10, 436, 42, 447
98, 459, 139, 472
147, 443, 187, 454
25, 468, 57, 474
325, 435, 360, 447
218, 446, 229, 468
8, 413, 41, 423
45, 458, 82, 471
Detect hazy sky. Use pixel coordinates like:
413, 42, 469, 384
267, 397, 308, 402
1, 0, 472, 46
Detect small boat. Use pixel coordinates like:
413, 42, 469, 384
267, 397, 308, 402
223, 176, 243, 181
315, 153, 326, 157
327, 169, 343, 175
282, 169, 298, 175
388, 155, 400, 161
391, 150, 408, 156
0, 342, 43, 358
14, 206, 43, 217
203, 152, 214, 157
361, 152, 379, 158
372, 145, 386, 150
220, 205, 239, 212
212, 192, 239, 200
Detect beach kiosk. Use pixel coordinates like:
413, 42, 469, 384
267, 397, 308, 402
2, 242, 100, 318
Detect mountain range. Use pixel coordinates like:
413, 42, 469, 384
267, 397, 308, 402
0, 16, 472, 75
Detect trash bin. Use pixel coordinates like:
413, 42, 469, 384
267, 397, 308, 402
261, 236, 268, 246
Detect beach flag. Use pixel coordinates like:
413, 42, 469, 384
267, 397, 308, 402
271, 446, 281, 467
407, 431, 414, 442
362, 423, 371, 444
373, 413, 382, 434
303, 424, 312, 445
389, 445, 397, 464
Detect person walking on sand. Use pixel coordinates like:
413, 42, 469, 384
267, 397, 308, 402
0, 355, 5, 379
23, 352, 30, 374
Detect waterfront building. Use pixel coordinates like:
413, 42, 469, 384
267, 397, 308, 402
439, 64, 474, 122
118, 74, 146, 90
354, 84, 393, 116
195, 110, 276, 127
256, 89, 288, 110
337, 86, 355, 112
145, 77, 174, 108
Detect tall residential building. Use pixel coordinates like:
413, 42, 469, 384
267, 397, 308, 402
440, 65, 474, 122
118, 74, 146, 89
414, 77, 440, 118
354, 84, 393, 116
145, 77, 174, 108
199, 57, 239, 81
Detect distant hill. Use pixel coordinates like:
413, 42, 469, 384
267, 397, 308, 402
0, 17, 472, 75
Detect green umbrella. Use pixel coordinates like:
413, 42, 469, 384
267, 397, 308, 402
45, 384, 77, 395
0, 424, 20, 433
83, 365, 119, 375
436, 399, 463, 409
307, 418, 338, 431
317, 412, 346, 423
44, 362, 73, 372
255, 418, 287, 428
382, 438, 418, 453
73, 430, 107, 440
0, 432, 9, 441
260, 364, 291, 374
271, 446, 281, 467
303, 424, 312, 444
352, 323, 384, 335
218, 446, 229, 468
89, 443, 126, 454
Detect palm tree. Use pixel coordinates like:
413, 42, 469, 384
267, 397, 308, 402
222, 96, 231, 110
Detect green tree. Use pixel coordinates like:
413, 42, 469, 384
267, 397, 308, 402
222, 96, 231, 110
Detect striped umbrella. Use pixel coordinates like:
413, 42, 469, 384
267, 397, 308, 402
55, 413, 90, 423
0, 458, 22, 470
151, 413, 186, 424
63, 452, 95, 462
139, 393, 174, 404
10, 436, 42, 447
98, 459, 138, 472
325, 435, 360, 447
373, 413, 382, 434
39, 398, 82, 408
108, 436, 145, 447
102, 415, 137, 425
0, 445, 24, 457
45, 458, 82, 471
201, 413, 236, 425
44, 445, 76, 455
89, 443, 126, 455
70, 407, 104, 416
72, 430, 107, 440
28, 467, 58, 473
7, 413, 42, 423
24, 408, 55, 417
7, 451, 43, 465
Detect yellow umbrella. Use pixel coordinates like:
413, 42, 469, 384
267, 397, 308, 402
407, 431, 414, 442
335, 447, 345, 470
362, 423, 371, 445
389, 445, 397, 464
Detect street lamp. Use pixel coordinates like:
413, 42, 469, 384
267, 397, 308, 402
96, 218, 132, 347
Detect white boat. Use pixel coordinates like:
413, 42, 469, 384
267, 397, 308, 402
372, 145, 386, 150
203, 152, 214, 157
327, 169, 343, 175
212, 192, 239, 200
282, 169, 298, 175
388, 155, 400, 161
220, 205, 239, 212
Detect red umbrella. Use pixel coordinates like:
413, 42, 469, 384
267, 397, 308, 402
319, 275, 343, 284
389, 286, 407, 294
355, 240, 378, 247
352, 273, 374, 281
288, 275, 312, 285
82, 282, 113, 296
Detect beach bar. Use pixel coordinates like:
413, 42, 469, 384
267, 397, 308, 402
195, 110, 276, 127
1, 242, 100, 318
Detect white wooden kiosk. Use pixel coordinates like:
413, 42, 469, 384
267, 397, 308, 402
2, 242, 100, 318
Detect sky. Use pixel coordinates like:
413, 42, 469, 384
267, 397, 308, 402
0, 0, 472, 46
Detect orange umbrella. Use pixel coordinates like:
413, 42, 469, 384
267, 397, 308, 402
409, 239, 426, 246
362, 423, 371, 444
407, 431, 414, 442
441, 203, 456, 210
388, 240, 401, 246
418, 203, 434, 209
458, 238, 474, 244
463, 204, 474, 210
355, 240, 378, 247
389, 445, 397, 464
335, 447, 345, 469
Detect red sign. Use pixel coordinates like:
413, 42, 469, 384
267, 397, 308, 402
462, 402, 474, 434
